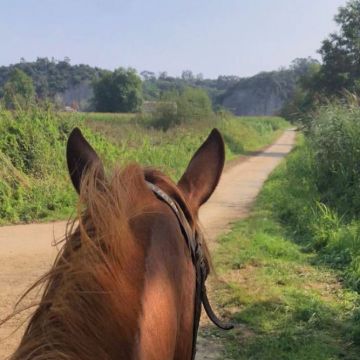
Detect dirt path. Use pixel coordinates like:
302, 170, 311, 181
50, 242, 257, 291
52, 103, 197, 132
0, 130, 296, 359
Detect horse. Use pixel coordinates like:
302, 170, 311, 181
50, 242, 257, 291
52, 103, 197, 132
9, 127, 232, 360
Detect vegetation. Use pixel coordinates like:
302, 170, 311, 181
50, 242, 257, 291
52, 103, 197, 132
0, 57, 311, 116
3, 69, 35, 109
68, 112, 136, 124
0, 57, 104, 100
85, 114, 287, 174
207, 117, 360, 358
317, 0, 360, 95
307, 101, 360, 216
0, 106, 115, 222
283, 0, 360, 122
275, 102, 360, 291
0, 104, 287, 224
0, 107, 76, 222
92, 68, 143, 113
141, 70, 242, 105
209, 189, 360, 359
148, 87, 214, 129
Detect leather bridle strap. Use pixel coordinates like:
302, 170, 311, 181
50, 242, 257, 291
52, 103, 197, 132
146, 181, 233, 359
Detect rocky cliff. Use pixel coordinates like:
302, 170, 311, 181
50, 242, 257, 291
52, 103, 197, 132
220, 70, 297, 116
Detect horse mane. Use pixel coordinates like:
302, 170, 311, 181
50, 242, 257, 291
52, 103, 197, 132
8, 163, 210, 360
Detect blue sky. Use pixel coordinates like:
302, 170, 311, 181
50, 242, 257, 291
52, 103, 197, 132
0, 0, 346, 78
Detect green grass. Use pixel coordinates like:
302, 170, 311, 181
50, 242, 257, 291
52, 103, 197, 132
206, 139, 360, 359
0, 107, 288, 224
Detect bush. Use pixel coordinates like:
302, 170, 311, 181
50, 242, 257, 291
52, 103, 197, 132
176, 87, 213, 122
148, 87, 214, 130
148, 101, 179, 130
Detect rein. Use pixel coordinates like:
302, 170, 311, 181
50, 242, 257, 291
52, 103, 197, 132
146, 182, 233, 359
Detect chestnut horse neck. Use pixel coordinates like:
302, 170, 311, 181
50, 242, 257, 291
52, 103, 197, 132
10, 164, 205, 360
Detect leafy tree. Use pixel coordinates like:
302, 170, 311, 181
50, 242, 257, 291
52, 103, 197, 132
281, 1, 360, 122
92, 68, 143, 112
216, 75, 240, 90
317, 0, 360, 94
3, 68, 35, 109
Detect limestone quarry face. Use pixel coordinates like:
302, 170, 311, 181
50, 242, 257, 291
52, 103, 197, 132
221, 71, 296, 116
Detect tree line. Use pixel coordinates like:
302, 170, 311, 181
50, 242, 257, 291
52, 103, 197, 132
0, 59, 246, 113
282, 0, 360, 123
0, 55, 311, 115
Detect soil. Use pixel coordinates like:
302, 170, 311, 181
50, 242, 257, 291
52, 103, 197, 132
0, 130, 296, 359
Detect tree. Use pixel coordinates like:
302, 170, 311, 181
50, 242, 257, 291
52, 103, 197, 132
140, 70, 156, 81
92, 68, 143, 112
317, 0, 360, 94
3, 68, 35, 109
281, 59, 322, 123
181, 70, 194, 82
158, 71, 168, 80
290, 57, 320, 78
195, 73, 204, 81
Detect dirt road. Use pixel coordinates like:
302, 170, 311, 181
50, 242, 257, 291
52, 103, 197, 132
0, 130, 295, 359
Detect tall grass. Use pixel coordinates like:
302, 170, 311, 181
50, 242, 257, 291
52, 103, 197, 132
308, 102, 360, 215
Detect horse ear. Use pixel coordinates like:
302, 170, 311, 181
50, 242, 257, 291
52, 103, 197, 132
66, 128, 104, 194
178, 128, 225, 210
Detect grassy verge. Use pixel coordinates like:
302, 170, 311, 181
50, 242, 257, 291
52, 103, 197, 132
208, 141, 360, 359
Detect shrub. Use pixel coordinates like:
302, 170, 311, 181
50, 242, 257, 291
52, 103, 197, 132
148, 87, 214, 130
176, 87, 213, 122
148, 101, 179, 130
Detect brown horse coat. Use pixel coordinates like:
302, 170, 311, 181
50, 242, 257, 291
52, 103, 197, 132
8, 128, 225, 360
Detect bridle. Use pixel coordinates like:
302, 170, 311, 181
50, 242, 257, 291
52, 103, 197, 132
146, 182, 233, 359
